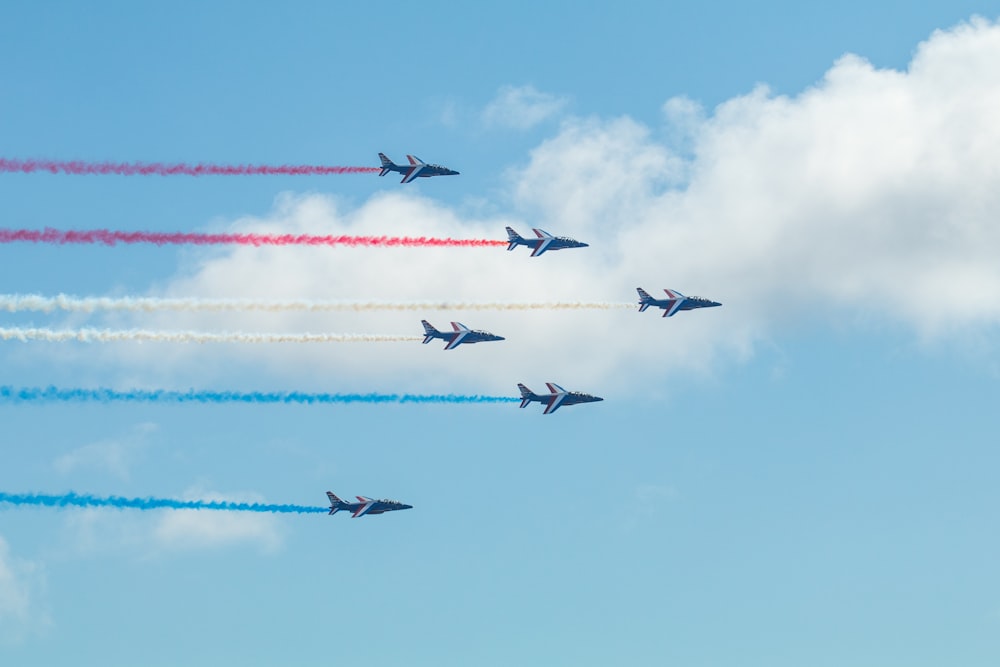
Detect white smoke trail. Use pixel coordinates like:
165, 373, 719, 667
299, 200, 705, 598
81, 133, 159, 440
0, 327, 421, 344
0, 294, 636, 313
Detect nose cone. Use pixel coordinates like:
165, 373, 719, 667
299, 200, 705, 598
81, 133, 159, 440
590, 395, 604, 403
709, 301, 722, 308
578, 241, 590, 248
400, 504, 413, 511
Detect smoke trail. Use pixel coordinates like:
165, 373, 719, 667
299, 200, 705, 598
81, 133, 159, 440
0, 491, 328, 514
0, 327, 421, 344
0, 158, 379, 177
0, 228, 506, 248
0, 386, 519, 405
0, 294, 636, 314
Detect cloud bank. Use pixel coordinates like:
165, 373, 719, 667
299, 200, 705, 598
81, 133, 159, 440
72, 18, 1000, 394
0, 537, 47, 643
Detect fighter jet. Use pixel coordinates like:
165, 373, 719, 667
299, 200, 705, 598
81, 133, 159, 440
326, 492, 412, 518
637, 288, 722, 318
517, 382, 603, 415
378, 153, 459, 183
421, 320, 505, 350
505, 226, 589, 257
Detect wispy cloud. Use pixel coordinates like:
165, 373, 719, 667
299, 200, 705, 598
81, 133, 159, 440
0, 536, 48, 644
58, 488, 286, 558
151, 488, 283, 554
482, 84, 568, 129
54, 423, 157, 481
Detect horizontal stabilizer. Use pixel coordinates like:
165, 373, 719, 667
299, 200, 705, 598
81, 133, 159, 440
420, 320, 438, 344
378, 153, 395, 177
327, 491, 343, 515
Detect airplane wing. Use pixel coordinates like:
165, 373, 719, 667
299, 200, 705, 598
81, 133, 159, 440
531, 240, 553, 256
444, 322, 471, 349
543, 383, 568, 414
531, 229, 555, 257
352, 496, 377, 518
400, 165, 425, 183
444, 332, 469, 349
543, 394, 567, 414
662, 301, 683, 317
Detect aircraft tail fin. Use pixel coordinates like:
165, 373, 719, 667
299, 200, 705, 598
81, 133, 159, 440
420, 319, 439, 344
517, 383, 534, 408
637, 287, 653, 312
326, 491, 343, 515
505, 226, 524, 251
378, 153, 394, 177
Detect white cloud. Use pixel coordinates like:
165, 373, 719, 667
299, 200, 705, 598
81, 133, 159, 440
482, 84, 568, 129
53, 423, 156, 481
661, 95, 706, 154
151, 488, 283, 554
0, 536, 48, 643
60, 489, 284, 557
67, 18, 1000, 394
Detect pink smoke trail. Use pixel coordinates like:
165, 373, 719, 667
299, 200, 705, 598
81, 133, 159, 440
0, 228, 506, 248
0, 158, 379, 176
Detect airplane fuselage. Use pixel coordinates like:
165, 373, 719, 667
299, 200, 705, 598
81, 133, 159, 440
517, 383, 603, 414
327, 492, 412, 518
650, 297, 719, 312
637, 288, 721, 317
426, 330, 502, 346
421, 320, 504, 350
378, 154, 459, 183
383, 164, 457, 178
505, 227, 589, 257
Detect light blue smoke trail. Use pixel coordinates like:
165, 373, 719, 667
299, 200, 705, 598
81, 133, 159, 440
0, 492, 327, 514
0, 386, 519, 405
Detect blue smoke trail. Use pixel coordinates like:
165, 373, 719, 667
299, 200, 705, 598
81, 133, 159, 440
0, 491, 328, 514
0, 386, 519, 405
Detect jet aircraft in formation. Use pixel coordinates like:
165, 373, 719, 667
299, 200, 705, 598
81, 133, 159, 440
505, 227, 589, 257
517, 382, 603, 415
421, 320, 505, 350
327, 492, 412, 518
368, 159, 723, 415
378, 153, 459, 184
637, 288, 722, 317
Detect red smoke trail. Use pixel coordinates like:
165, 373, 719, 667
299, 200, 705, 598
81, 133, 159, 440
0, 158, 379, 176
0, 228, 506, 248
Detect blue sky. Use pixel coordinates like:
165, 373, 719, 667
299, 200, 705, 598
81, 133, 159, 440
2, 3, 1000, 665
